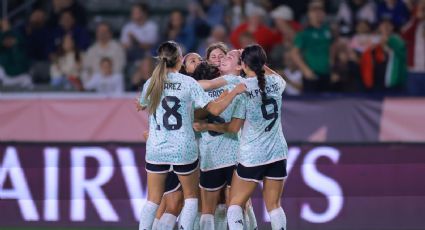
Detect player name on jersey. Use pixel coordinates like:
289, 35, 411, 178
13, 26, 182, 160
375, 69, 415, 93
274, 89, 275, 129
164, 82, 182, 91
247, 83, 280, 99
208, 89, 225, 99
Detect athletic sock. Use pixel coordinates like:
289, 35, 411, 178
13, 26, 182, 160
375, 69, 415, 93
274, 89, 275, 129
200, 214, 215, 230
269, 207, 287, 230
178, 198, 199, 230
158, 213, 178, 230
246, 204, 257, 230
214, 204, 227, 230
152, 218, 159, 230
193, 212, 201, 230
227, 205, 244, 230
138, 201, 159, 230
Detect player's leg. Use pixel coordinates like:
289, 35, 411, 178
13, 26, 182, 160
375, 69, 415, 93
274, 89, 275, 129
153, 198, 166, 230
262, 160, 287, 230
139, 163, 169, 230
227, 165, 259, 230
158, 172, 183, 230
175, 160, 201, 230
199, 167, 228, 230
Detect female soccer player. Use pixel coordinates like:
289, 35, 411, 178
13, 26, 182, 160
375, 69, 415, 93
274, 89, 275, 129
206, 42, 228, 67
203, 44, 288, 230
137, 41, 246, 230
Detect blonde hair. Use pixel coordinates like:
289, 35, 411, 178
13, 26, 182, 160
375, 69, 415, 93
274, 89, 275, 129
145, 41, 181, 114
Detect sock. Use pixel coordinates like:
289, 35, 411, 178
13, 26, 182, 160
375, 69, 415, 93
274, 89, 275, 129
138, 201, 159, 230
193, 212, 201, 230
246, 205, 257, 230
200, 214, 214, 230
227, 205, 244, 230
269, 207, 287, 230
178, 198, 199, 230
158, 213, 177, 230
214, 204, 227, 230
152, 218, 159, 230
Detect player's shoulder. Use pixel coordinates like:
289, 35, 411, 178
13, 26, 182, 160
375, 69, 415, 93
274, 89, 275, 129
223, 74, 243, 85
266, 74, 286, 86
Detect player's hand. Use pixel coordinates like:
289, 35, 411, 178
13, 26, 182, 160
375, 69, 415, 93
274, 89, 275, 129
143, 131, 149, 140
135, 98, 143, 112
303, 68, 317, 80
193, 121, 207, 132
233, 83, 247, 94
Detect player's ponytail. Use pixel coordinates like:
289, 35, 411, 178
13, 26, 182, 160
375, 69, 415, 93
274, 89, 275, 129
241, 44, 268, 101
145, 41, 181, 114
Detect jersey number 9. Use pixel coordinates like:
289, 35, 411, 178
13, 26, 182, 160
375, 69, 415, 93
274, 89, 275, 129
261, 98, 278, 132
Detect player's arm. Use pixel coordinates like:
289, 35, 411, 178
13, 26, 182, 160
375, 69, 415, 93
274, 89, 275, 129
198, 77, 228, 90
193, 118, 244, 134
194, 109, 209, 121
205, 83, 246, 116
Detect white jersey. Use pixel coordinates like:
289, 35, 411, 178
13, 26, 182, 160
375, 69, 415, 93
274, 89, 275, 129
140, 72, 212, 165
199, 81, 245, 171
226, 74, 288, 166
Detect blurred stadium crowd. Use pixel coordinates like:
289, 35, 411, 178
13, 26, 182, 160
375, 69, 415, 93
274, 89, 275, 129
0, 0, 424, 95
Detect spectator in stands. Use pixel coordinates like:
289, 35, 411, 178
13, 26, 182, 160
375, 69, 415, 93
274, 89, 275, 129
84, 57, 124, 94
22, 9, 51, 84
283, 50, 303, 95
349, 20, 380, 54
269, 5, 301, 68
336, 0, 376, 35
291, 1, 332, 93
50, 10, 90, 54
23, 9, 50, 61
84, 23, 125, 79
401, 0, 425, 95
0, 20, 32, 88
197, 25, 230, 57
130, 56, 154, 91
377, 0, 410, 29
120, 3, 159, 62
48, 0, 87, 27
230, 5, 281, 52
198, 0, 225, 26
360, 19, 407, 93
226, 0, 249, 29
331, 41, 361, 92
50, 34, 83, 90
164, 10, 196, 53
402, 1, 425, 72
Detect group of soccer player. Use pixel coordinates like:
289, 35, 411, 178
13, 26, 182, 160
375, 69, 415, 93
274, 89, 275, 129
136, 40, 288, 230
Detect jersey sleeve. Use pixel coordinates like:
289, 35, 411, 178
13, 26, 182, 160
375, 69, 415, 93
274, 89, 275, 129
139, 79, 150, 107
222, 75, 242, 85
231, 94, 247, 119
275, 74, 287, 95
189, 78, 212, 109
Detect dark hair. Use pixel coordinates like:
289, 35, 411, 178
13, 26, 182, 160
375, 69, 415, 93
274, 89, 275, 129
133, 3, 150, 15
191, 61, 220, 81
241, 44, 267, 101
100, 57, 112, 65
205, 42, 228, 61
145, 41, 181, 113
56, 34, 81, 62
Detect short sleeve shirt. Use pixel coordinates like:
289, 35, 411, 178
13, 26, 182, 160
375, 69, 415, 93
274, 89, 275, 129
140, 72, 212, 165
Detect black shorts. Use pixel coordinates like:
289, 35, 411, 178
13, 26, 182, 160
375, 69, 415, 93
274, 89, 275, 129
236, 159, 287, 183
145, 159, 199, 175
164, 171, 181, 195
200, 165, 235, 191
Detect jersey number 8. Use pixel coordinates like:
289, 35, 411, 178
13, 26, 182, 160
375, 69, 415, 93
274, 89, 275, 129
162, 96, 182, 130
261, 98, 278, 132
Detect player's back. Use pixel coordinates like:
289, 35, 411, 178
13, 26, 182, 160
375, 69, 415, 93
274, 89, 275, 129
141, 72, 211, 165
239, 74, 288, 166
